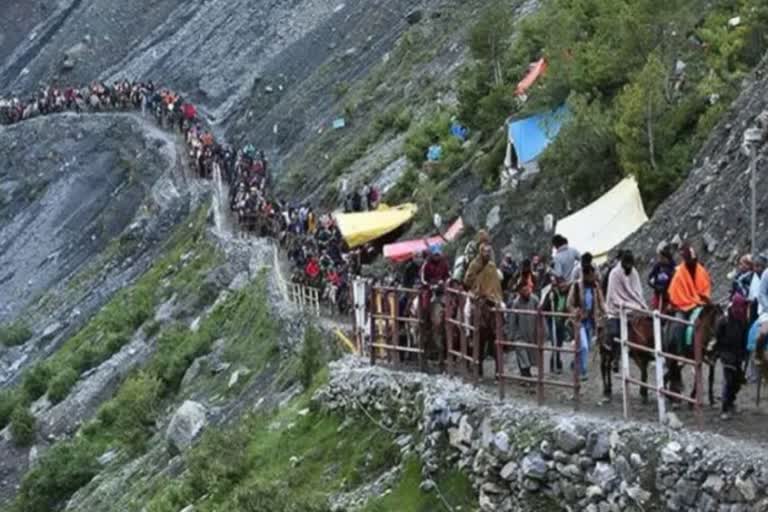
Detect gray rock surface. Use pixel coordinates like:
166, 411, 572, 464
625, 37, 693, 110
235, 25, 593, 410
166, 400, 208, 455
316, 357, 768, 511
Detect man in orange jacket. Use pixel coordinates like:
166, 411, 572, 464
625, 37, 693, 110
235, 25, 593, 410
667, 244, 711, 353
668, 244, 711, 312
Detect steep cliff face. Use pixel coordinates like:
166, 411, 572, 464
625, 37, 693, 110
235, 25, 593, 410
624, 58, 768, 296
0, 0, 469, 191
0, 113, 202, 386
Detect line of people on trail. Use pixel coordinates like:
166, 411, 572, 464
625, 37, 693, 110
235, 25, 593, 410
384, 228, 763, 420
6, 81, 762, 418
0, 81, 156, 124
2, 80, 358, 314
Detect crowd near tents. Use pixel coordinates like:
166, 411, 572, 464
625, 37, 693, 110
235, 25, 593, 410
4, 73, 764, 421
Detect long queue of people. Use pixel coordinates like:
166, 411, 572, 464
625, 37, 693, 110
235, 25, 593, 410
3, 82, 763, 419
1, 81, 357, 315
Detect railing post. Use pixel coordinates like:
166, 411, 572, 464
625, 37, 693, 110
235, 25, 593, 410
495, 308, 505, 400
418, 291, 426, 373
369, 288, 378, 367
536, 310, 545, 405
620, 306, 630, 420
652, 311, 666, 423
392, 291, 401, 369
472, 296, 481, 383
694, 319, 704, 429
387, 291, 397, 366
572, 312, 580, 411
445, 291, 455, 375
459, 295, 468, 377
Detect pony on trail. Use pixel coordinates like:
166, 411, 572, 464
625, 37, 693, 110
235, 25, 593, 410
600, 304, 722, 406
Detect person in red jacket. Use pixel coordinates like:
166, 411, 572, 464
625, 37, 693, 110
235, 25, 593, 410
305, 255, 321, 286
420, 245, 450, 286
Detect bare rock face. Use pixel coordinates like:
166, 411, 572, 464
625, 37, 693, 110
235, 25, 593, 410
166, 400, 208, 455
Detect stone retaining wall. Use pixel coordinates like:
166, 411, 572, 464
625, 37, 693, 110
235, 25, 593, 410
315, 357, 768, 511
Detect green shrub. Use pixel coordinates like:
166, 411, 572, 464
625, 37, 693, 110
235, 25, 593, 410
394, 109, 412, 132
186, 426, 251, 497
0, 322, 32, 347
0, 390, 19, 429
10, 405, 36, 446
14, 439, 100, 512
227, 483, 332, 512
144, 320, 162, 339
457, 0, 768, 210
474, 132, 507, 189
47, 367, 80, 405
299, 326, 324, 390
21, 364, 53, 403
109, 372, 162, 453
104, 331, 132, 355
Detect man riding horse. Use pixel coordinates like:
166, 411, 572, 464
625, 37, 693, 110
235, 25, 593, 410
666, 244, 713, 394
419, 245, 451, 365
464, 243, 504, 378
603, 251, 648, 398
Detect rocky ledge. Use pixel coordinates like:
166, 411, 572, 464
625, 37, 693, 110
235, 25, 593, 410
315, 357, 768, 511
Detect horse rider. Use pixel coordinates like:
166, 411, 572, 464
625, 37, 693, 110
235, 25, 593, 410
648, 244, 676, 310
666, 244, 712, 354
464, 243, 504, 375
605, 251, 648, 372
419, 245, 451, 359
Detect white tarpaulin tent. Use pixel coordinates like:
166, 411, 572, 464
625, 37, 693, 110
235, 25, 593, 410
555, 177, 648, 263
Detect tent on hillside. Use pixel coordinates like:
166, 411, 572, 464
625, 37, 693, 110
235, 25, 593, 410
383, 217, 464, 263
506, 105, 570, 172
555, 177, 648, 264
515, 58, 548, 98
334, 203, 418, 249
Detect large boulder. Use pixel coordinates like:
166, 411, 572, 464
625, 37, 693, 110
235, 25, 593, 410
166, 400, 208, 455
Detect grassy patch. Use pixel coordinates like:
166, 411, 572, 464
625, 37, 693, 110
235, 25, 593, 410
9, 208, 218, 407
144, 395, 403, 512
0, 321, 32, 347
11, 275, 278, 512
10, 405, 37, 447
362, 457, 476, 512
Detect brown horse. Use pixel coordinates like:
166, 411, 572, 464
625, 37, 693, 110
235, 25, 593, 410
599, 304, 722, 405
664, 304, 722, 406
599, 316, 653, 403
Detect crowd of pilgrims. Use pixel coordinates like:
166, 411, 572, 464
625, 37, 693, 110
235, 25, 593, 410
3, 81, 763, 419
0, 80, 358, 313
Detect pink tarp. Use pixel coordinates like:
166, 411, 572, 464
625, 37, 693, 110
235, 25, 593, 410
515, 58, 548, 97
383, 218, 464, 263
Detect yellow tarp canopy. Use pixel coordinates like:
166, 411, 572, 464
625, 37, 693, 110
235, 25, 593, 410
555, 177, 648, 264
334, 203, 418, 248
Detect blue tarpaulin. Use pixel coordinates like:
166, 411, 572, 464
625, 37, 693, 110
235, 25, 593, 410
508, 105, 570, 163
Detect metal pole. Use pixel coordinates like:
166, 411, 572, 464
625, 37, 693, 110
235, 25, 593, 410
751, 144, 757, 257
652, 311, 667, 423
620, 307, 630, 420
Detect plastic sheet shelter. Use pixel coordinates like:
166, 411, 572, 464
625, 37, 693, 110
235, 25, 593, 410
334, 203, 418, 249
383, 217, 465, 263
515, 58, 548, 97
507, 105, 570, 164
555, 177, 648, 263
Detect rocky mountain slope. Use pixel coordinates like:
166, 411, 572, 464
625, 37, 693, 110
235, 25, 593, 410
2, 1, 768, 511
0, 113, 203, 386
624, 57, 768, 297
